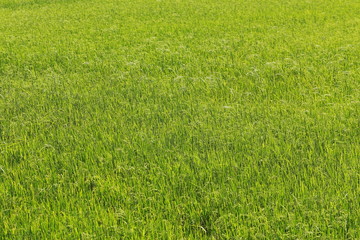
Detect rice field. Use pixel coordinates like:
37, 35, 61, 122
0, 0, 359, 238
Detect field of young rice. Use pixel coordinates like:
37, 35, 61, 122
0, 0, 359, 238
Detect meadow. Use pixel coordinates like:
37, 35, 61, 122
0, 0, 359, 238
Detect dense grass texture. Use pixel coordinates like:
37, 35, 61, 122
1, 0, 360, 238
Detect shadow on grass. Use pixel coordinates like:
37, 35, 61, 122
0, 0, 83, 10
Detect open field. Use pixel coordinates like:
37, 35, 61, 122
0, 0, 359, 238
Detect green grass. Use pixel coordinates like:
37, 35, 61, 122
0, 0, 359, 238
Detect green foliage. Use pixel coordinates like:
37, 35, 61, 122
0, 0, 359, 238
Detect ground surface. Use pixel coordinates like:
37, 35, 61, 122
0, 0, 359, 238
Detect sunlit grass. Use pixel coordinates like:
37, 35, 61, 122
0, 0, 359, 238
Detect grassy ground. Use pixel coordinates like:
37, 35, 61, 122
0, 0, 359, 238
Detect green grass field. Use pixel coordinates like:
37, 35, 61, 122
1, 0, 359, 238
